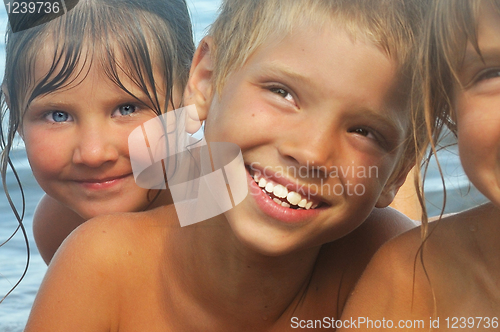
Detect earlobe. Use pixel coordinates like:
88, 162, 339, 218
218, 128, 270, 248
183, 37, 215, 124
375, 185, 399, 209
375, 165, 413, 209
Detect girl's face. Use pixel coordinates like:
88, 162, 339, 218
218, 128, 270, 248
454, 4, 500, 206
21, 46, 175, 219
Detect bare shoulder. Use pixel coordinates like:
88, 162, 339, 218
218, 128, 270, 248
25, 205, 178, 331
356, 206, 417, 248
309, 208, 416, 315
32, 194, 85, 264
338, 227, 434, 330
52, 204, 177, 267
25, 214, 127, 331
340, 203, 500, 329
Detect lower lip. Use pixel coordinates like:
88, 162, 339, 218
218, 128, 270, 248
246, 169, 321, 224
77, 174, 132, 190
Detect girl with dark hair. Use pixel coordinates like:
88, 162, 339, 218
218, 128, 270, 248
0, 0, 194, 295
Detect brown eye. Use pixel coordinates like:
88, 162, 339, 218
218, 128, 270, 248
269, 87, 295, 104
352, 128, 370, 137
270, 87, 288, 97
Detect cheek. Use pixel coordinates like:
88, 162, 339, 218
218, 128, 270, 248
205, 98, 266, 146
455, 98, 500, 198
24, 129, 68, 178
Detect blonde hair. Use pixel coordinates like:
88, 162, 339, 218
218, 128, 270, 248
209, 0, 431, 191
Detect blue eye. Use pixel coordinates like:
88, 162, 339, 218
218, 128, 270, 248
114, 104, 137, 116
46, 111, 71, 122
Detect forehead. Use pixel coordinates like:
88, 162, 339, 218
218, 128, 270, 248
470, 2, 500, 53
31, 36, 168, 98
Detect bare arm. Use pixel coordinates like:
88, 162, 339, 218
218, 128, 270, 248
33, 194, 86, 264
25, 217, 119, 331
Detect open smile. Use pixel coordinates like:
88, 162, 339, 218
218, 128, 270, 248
245, 165, 329, 223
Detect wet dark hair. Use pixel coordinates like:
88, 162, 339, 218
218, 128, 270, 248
0, 0, 194, 302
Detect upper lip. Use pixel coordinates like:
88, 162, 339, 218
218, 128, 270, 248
246, 164, 330, 206
74, 173, 132, 183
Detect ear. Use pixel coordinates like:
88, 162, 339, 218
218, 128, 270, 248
375, 164, 414, 208
184, 37, 215, 127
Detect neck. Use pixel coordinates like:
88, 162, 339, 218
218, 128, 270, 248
164, 217, 321, 330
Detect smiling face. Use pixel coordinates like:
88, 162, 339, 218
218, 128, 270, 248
187, 24, 410, 255
454, 4, 500, 206
20, 44, 175, 220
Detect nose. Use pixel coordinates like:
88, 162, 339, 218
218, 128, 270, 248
277, 123, 337, 178
72, 125, 120, 168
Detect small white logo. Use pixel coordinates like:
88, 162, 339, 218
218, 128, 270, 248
128, 105, 248, 226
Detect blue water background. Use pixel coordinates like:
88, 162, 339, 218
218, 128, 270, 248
0, 2, 489, 331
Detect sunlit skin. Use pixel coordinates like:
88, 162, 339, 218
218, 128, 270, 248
25, 23, 415, 332
339, 4, 500, 331
22, 42, 174, 263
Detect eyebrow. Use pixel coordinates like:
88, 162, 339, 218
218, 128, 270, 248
256, 63, 316, 86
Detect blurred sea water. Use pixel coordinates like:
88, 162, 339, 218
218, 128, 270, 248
0, 1, 489, 331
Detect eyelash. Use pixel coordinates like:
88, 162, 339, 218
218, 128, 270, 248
474, 68, 500, 84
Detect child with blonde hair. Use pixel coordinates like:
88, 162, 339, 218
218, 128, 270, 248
25, 0, 428, 330
340, 0, 500, 329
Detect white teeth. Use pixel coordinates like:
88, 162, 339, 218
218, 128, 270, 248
286, 191, 302, 206
252, 172, 321, 209
273, 184, 288, 198
265, 182, 274, 193
254, 173, 261, 182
